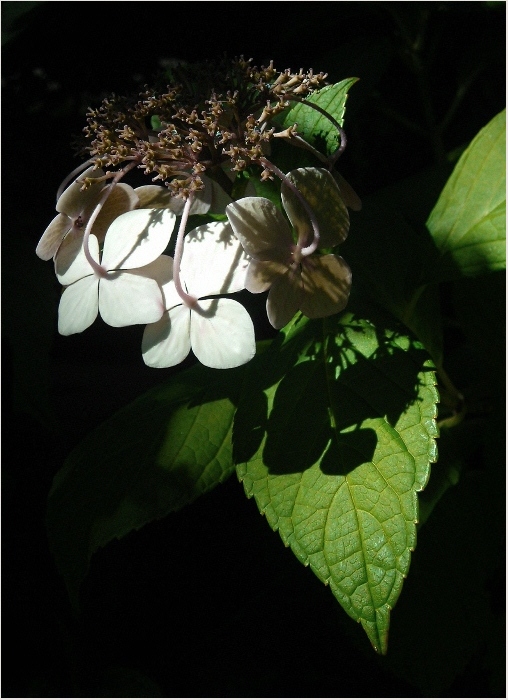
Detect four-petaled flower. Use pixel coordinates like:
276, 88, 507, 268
142, 221, 255, 369
36, 166, 138, 261
226, 167, 352, 329
55, 208, 176, 335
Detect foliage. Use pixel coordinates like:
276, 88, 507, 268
44, 69, 505, 661
4, 4, 505, 696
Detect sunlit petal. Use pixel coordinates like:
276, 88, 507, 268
99, 272, 164, 327
136, 254, 182, 311
226, 197, 294, 262
58, 275, 99, 335
299, 254, 352, 318
182, 222, 249, 297
142, 305, 191, 368
190, 298, 256, 369
55, 233, 99, 286
101, 208, 176, 271
36, 213, 71, 261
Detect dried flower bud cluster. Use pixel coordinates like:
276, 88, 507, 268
81, 57, 329, 196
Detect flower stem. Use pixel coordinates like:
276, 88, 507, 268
56, 159, 95, 202
172, 193, 198, 307
82, 162, 138, 276
286, 96, 347, 166
258, 157, 320, 255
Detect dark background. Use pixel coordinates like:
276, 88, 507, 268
2, 2, 505, 697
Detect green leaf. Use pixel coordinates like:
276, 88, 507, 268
280, 78, 359, 155
47, 362, 246, 606
234, 302, 438, 654
425, 109, 506, 281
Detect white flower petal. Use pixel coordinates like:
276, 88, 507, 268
208, 177, 233, 213
36, 213, 71, 261
154, 258, 184, 311
142, 305, 191, 368
182, 222, 249, 297
186, 174, 213, 215
136, 253, 174, 286
56, 166, 105, 218
190, 298, 256, 369
99, 272, 164, 327
134, 185, 174, 209
226, 197, 294, 262
131, 254, 182, 311
282, 168, 350, 248
55, 233, 99, 286
86, 183, 140, 242
58, 275, 99, 335
134, 177, 215, 215
101, 208, 176, 271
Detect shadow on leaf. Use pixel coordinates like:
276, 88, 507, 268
234, 302, 434, 477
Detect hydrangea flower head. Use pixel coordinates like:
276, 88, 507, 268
142, 221, 254, 370
56, 208, 176, 335
226, 167, 352, 329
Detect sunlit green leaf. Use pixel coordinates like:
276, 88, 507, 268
234, 303, 438, 654
47, 362, 246, 606
281, 78, 359, 155
426, 109, 506, 281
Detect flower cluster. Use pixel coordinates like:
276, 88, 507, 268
36, 58, 359, 370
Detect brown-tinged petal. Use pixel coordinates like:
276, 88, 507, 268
226, 197, 294, 262
299, 254, 352, 319
56, 166, 105, 219
245, 259, 288, 293
86, 183, 140, 242
266, 266, 303, 329
282, 167, 350, 248
334, 172, 362, 211
36, 213, 71, 260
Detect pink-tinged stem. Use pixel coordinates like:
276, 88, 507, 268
286, 96, 347, 167
259, 157, 320, 256
82, 161, 138, 277
56, 159, 95, 202
172, 193, 198, 307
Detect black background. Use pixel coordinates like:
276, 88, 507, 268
2, 2, 505, 697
